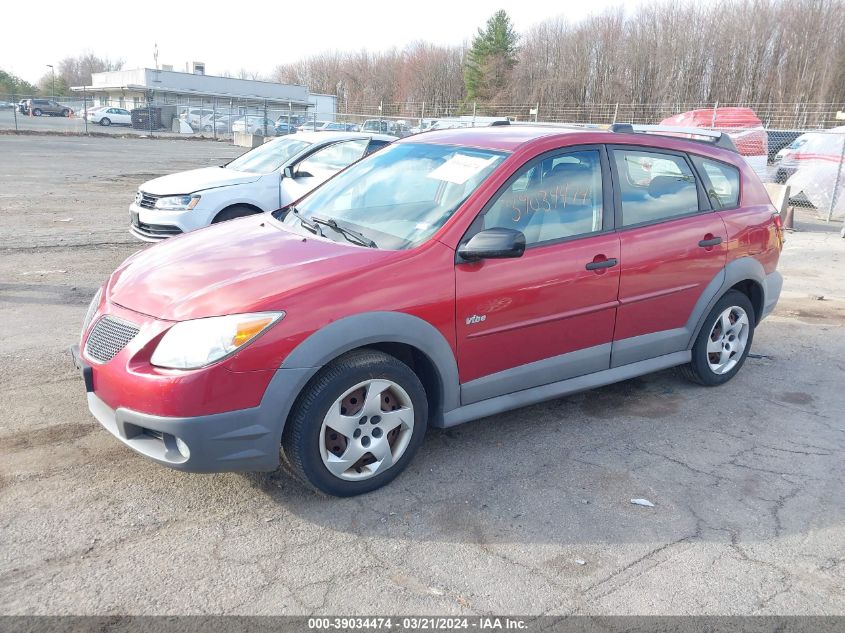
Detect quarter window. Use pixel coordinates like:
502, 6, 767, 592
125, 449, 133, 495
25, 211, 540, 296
480, 150, 604, 246
693, 156, 740, 209
613, 150, 700, 226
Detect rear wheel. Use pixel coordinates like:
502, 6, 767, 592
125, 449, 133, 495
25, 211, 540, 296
681, 290, 755, 386
33, 108, 42, 116
100, 118, 111, 126
212, 205, 260, 223
282, 350, 428, 496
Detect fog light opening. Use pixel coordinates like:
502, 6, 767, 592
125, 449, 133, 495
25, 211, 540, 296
175, 437, 190, 459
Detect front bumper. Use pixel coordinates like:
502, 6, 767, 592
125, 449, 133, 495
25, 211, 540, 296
71, 343, 279, 472
129, 202, 213, 242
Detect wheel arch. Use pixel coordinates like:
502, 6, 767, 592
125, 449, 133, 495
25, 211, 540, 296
686, 257, 767, 347
212, 203, 263, 223
258, 312, 460, 455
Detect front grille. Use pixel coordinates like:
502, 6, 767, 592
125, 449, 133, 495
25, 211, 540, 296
84, 316, 140, 363
130, 220, 183, 240
138, 191, 159, 210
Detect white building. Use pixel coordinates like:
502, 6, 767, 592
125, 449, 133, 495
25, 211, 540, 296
72, 67, 335, 126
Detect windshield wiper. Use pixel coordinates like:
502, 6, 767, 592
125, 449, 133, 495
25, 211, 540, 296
291, 206, 323, 236
311, 216, 377, 248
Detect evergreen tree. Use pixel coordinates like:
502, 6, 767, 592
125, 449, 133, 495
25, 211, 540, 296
464, 10, 519, 101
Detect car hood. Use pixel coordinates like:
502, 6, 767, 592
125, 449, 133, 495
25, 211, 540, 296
107, 214, 390, 321
139, 167, 264, 195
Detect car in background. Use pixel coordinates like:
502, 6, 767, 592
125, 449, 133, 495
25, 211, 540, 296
25, 98, 73, 117
179, 108, 215, 130
0, 100, 15, 110
77, 124, 783, 496
660, 107, 768, 179
297, 120, 330, 132
199, 114, 231, 134
274, 121, 297, 135
76, 105, 105, 119
774, 133, 811, 182
231, 115, 277, 136
86, 107, 131, 126
361, 119, 408, 136
318, 121, 360, 132
128, 131, 395, 241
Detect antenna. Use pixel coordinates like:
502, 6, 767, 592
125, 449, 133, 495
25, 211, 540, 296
153, 43, 159, 70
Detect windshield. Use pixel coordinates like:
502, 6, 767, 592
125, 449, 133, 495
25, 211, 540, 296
227, 137, 311, 174
280, 142, 507, 249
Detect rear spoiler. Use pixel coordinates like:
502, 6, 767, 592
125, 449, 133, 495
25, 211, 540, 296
609, 123, 739, 153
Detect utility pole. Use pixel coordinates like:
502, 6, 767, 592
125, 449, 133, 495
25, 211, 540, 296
46, 64, 55, 99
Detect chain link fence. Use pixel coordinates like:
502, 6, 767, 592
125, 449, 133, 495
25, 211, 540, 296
2, 93, 843, 226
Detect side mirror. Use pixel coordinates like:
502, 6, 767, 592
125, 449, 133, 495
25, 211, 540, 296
457, 228, 526, 261
282, 166, 294, 179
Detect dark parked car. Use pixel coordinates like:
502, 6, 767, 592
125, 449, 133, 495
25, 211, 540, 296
25, 98, 72, 117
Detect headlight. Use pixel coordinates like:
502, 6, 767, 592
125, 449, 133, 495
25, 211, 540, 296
150, 312, 284, 370
81, 287, 103, 340
154, 195, 201, 211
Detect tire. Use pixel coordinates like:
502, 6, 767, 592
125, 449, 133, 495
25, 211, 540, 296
33, 109, 42, 116
211, 205, 260, 224
202, 125, 212, 132
282, 349, 428, 496
61, 109, 69, 117
681, 290, 755, 386
100, 118, 111, 126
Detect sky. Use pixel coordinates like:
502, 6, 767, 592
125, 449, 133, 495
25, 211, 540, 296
2, 0, 656, 84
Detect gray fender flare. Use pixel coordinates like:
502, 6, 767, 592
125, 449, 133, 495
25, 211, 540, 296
258, 311, 460, 451
684, 257, 767, 348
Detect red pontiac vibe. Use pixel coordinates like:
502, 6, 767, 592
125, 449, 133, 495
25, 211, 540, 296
72, 124, 784, 496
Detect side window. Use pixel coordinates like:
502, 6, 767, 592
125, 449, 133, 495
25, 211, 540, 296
692, 156, 740, 209
480, 149, 604, 246
365, 140, 390, 155
297, 140, 368, 176
613, 149, 701, 226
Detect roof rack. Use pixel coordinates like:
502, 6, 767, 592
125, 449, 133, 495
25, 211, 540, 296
608, 123, 738, 153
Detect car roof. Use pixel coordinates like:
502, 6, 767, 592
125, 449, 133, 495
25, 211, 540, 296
287, 131, 396, 143
401, 125, 743, 160
399, 125, 585, 151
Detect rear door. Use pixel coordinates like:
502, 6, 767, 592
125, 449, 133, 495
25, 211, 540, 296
608, 146, 727, 367
455, 146, 621, 404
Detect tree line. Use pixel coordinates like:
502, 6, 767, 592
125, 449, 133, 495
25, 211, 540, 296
272, 0, 845, 110
4, 0, 843, 110
1, 54, 123, 98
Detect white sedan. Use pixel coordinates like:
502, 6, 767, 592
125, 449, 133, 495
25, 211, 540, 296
86, 107, 132, 126
129, 131, 396, 241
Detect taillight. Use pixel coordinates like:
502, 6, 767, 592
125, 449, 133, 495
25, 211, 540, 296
772, 211, 785, 246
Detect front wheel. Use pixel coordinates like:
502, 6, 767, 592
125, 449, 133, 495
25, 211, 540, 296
681, 290, 755, 386
282, 350, 428, 496
33, 108, 42, 116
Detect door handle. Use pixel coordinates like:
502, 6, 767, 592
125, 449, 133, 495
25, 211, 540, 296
698, 236, 722, 247
585, 257, 618, 271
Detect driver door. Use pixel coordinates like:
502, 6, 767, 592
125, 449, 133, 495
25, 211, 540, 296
455, 147, 621, 404
281, 139, 369, 205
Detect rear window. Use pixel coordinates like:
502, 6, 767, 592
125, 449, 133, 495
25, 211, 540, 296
613, 149, 700, 226
692, 156, 740, 209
